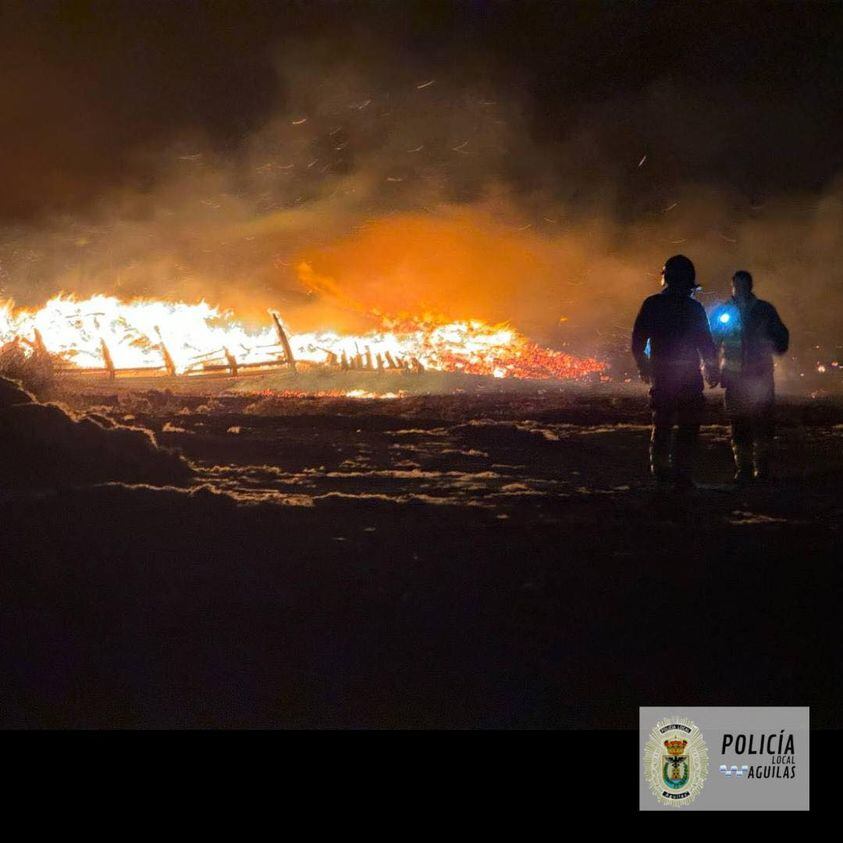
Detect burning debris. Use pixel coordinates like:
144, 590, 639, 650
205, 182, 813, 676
0, 331, 55, 396
0, 295, 605, 384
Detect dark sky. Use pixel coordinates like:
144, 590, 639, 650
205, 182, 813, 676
3, 0, 843, 222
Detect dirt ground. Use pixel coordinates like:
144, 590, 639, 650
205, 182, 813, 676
2, 384, 841, 728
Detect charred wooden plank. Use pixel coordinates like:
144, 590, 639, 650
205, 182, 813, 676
270, 311, 297, 372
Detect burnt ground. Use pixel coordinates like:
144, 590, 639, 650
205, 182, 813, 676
1, 385, 841, 728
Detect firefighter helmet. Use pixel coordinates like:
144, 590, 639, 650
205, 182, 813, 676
662, 254, 696, 289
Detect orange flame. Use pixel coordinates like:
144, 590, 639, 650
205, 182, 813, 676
1, 294, 604, 381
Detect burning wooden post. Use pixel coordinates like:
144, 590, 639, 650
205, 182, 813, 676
32, 328, 48, 356
270, 311, 297, 372
100, 338, 116, 380
223, 347, 239, 376
155, 327, 177, 377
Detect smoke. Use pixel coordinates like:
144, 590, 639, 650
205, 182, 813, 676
1, 19, 842, 365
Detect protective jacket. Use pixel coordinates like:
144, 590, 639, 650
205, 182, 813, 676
632, 288, 717, 387
710, 294, 789, 388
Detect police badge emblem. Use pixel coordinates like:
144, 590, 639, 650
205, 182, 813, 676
663, 739, 689, 789
643, 716, 709, 807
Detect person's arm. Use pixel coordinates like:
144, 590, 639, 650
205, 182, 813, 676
695, 303, 719, 386
767, 305, 789, 355
631, 300, 652, 382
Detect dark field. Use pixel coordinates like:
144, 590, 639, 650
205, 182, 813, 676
2, 383, 841, 728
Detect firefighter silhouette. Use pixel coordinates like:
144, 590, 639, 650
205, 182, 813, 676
632, 255, 718, 487
710, 270, 789, 482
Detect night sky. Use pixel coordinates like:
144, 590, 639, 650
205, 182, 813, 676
4, 1, 843, 220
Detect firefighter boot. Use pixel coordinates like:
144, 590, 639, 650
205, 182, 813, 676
650, 424, 673, 485
733, 445, 754, 484
674, 425, 699, 489
731, 419, 754, 484
753, 439, 772, 482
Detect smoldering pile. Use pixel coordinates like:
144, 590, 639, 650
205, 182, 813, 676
0, 376, 193, 489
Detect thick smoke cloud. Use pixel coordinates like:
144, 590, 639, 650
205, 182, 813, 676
1, 2, 842, 364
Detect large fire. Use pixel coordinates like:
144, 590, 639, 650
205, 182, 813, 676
0, 294, 604, 382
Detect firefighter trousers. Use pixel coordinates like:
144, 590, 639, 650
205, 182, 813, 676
725, 377, 775, 478
649, 377, 705, 482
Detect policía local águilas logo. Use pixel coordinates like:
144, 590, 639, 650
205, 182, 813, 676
644, 716, 709, 806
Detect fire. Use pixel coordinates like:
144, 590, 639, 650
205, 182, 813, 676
0, 294, 604, 381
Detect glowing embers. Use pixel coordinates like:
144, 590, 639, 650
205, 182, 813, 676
1, 294, 605, 381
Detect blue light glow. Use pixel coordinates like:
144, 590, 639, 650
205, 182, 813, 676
719, 313, 731, 324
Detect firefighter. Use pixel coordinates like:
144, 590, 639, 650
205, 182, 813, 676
710, 270, 789, 483
632, 255, 719, 487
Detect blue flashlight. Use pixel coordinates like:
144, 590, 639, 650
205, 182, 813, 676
709, 304, 739, 334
